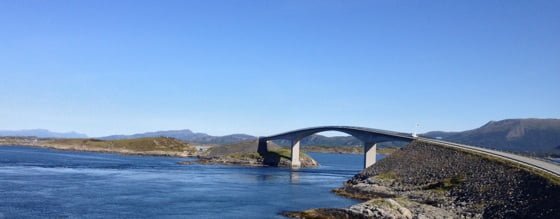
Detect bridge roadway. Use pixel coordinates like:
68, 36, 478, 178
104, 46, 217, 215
261, 126, 560, 178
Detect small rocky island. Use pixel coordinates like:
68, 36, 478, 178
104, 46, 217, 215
190, 139, 318, 167
284, 140, 560, 218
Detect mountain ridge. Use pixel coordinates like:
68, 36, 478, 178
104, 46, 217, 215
423, 118, 560, 154
100, 129, 255, 145
3, 118, 559, 155
0, 129, 87, 139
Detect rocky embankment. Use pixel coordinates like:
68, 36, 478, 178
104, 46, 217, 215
285, 140, 560, 218
190, 139, 318, 167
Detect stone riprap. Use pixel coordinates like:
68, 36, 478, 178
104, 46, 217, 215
286, 140, 560, 218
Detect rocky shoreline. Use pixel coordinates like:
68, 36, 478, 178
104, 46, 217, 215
0, 137, 197, 157
284, 140, 560, 218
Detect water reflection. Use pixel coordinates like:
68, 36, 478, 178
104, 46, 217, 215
290, 170, 300, 183
255, 172, 276, 182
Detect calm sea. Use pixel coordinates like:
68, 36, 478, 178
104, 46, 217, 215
0, 146, 384, 218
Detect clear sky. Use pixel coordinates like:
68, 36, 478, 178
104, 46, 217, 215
1, 0, 559, 137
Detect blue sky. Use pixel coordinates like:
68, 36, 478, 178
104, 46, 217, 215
1, 0, 559, 137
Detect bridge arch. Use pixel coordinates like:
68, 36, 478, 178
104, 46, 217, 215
259, 126, 415, 169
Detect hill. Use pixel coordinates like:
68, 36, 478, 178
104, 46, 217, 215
0, 137, 197, 157
0, 129, 87, 138
423, 118, 560, 155
101, 129, 255, 145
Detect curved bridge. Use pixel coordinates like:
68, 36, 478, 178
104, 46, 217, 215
259, 126, 416, 169
259, 126, 560, 178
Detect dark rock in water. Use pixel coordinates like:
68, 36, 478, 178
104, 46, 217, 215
282, 208, 370, 219
177, 161, 194, 165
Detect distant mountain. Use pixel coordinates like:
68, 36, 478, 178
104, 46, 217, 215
100, 129, 365, 146
0, 129, 88, 138
5, 119, 558, 154
100, 129, 406, 147
100, 129, 256, 145
101, 129, 208, 141
423, 119, 560, 154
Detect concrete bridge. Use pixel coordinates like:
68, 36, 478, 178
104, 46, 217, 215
258, 126, 415, 169
259, 126, 560, 178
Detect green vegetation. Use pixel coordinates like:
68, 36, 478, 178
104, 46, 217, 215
442, 175, 466, 188
367, 198, 411, 210
426, 175, 467, 193
303, 145, 362, 154
378, 147, 399, 155
267, 147, 310, 159
225, 152, 262, 160
376, 171, 398, 180
221, 147, 309, 160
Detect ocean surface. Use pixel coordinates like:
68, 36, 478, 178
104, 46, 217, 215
0, 146, 385, 218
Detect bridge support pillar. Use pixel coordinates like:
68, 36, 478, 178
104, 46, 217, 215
291, 139, 301, 169
364, 142, 377, 169
257, 137, 268, 155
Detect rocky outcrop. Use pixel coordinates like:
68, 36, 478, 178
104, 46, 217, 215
196, 151, 318, 167
191, 139, 319, 167
285, 140, 560, 218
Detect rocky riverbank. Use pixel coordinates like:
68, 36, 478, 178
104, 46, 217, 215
285, 140, 560, 218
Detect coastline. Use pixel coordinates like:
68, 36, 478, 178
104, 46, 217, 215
283, 140, 560, 218
0, 137, 197, 158
0, 143, 196, 158
0, 139, 319, 168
